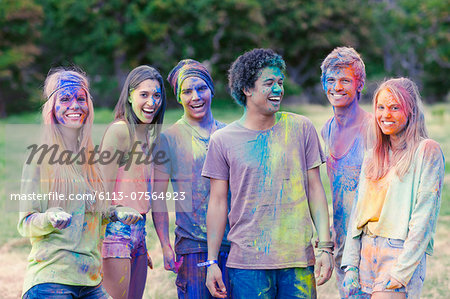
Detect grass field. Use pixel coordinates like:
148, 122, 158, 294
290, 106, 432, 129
0, 101, 449, 298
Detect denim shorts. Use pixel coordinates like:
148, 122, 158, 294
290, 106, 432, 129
102, 215, 147, 259
228, 266, 316, 299
359, 234, 426, 298
23, 283, 108, 299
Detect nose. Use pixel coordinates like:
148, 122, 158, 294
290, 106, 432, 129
273, 82, 283, 94
192, 89, 200, 100
69, 98, 80, 110
335, 80, 343, 91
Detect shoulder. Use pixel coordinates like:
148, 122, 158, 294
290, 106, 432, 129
419, 139, 444, 158
215, 119, 227, 130
102, 120, 131, 151
210, 121, 239, 143
321, 117, 333, 139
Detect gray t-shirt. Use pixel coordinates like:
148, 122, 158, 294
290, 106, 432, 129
156, 118, 230, 255
202, 112, 325, 269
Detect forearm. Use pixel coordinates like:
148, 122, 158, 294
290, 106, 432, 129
152, 211, 171, 248
207, 179, 228, 260
307, 168, 331, 242
18, 211, 55, 237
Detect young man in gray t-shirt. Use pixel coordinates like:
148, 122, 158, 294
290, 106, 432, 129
202, 48, 334, 298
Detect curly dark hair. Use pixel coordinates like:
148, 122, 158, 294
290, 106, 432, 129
228, 48, 286, 106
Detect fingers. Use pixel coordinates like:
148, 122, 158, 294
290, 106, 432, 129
48, 211, 72, 230
174, 256, 184, 273
316, 254, 333, 286
206, 265, 227, 298
116, 208, 143, 225
147, 251, 153, 269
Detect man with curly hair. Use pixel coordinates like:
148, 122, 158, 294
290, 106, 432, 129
202, 48, 333, 298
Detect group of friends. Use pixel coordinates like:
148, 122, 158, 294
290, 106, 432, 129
17, 47, 444, 299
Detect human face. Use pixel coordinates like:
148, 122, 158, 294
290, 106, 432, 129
376, 88, 408, 137
54, 84, 89, 129
323, 66, 362, 108
130, 79, 162, 124
179, 77, 212, 122
244, 66, 284, 116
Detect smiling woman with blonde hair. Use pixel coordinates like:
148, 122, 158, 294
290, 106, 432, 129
18, 67, 141, 299
341, 77, 444, 299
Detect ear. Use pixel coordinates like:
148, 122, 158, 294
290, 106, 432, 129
357, 82, 364, 93
128, 96, 132, 104
243, 87, 252, 97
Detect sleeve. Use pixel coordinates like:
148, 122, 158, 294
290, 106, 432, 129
17, 163, 55, 237
201, 133, 229, 180
304, 118, 326, 169
390, 140, 445, 285
154, 132, 172, 175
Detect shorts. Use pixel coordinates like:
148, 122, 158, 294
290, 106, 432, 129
102, 215, 147, 259
228, 266, 316, 299
359, 234, 426, 298
23, 283, 108, 299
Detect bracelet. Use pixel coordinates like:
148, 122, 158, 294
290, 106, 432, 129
197, 260, 218, 268
344, 266, 359, 273
317, 249, 334, 255
317, 241, 334, 250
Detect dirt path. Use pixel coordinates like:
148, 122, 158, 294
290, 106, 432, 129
2, 217, 449, 299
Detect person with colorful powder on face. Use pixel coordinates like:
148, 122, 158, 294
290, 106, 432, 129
341, 78, 444, 299
151, 59, 231, 298
320, 47, 372, 299
202, 48, 334, 298
18, 67, 142, 299
100, 65, 167, 299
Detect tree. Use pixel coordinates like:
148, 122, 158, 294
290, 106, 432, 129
0, 0, 43, 117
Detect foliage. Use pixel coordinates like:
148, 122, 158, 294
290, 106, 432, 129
0, 0, 448, 116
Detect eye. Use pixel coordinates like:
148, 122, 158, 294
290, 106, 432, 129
391, 106, 399, 111
264, 80, 274, 87
278, 80, 284, 86
153, 93, 161, 100
59, 96, 70, 103
140, 92, 148, 98
198, 85, 208, 91
181, 89, 191, 95
377, 105, 384, 110
342, 79, 351, 84
326, 78, 335, 83
77, 97, 86, 102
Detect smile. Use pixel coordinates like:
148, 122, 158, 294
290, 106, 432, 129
65, 113, 82, 119
382, 121, 395, 125
191, 102, 205, 109
142, 107, 155, 114
268, 96, 281, 102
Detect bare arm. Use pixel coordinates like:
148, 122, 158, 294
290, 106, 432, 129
99, 122, 130, 194
307, 166, 333, 285
206, 178, 229, 298
151, 168, 178, 272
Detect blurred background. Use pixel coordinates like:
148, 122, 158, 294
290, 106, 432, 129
1, 0, 449, 298
0, 0, 448, 116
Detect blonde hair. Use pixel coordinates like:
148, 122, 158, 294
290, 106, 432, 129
366, 78, 428, 180
41, 67, 106, 211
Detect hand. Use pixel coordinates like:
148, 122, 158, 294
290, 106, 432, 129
385, 275, 403, 290
206, 263, 227, 298
114, 206, 143, 225
46, 207, 72, 230
342, 267, 361, 297
162, 245, 183, 273
147, 251, 153, 269
315, 250, 333, 285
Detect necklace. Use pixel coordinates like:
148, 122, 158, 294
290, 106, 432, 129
181, 117, 215, 150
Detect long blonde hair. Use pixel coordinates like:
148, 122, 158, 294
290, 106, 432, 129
41, 67, 106, 212
366, 78, 428, 180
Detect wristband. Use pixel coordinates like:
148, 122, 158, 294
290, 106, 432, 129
344, 266, 359, 273
317, 249, 333, 255
197, 260, 218, 268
